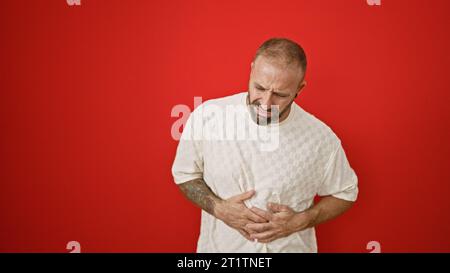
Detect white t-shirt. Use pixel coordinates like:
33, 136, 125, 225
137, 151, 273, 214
172, 92, 358, 253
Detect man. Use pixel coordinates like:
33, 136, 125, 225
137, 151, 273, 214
171, 38, 358, 252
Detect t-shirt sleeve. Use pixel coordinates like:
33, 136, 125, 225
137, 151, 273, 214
317, 141, 359, 202
171, 106, 204, 184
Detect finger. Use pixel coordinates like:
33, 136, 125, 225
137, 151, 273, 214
238, 229, 252, 241
245, 222, 272, 233
250, 206, 273, 221
258, 237, 277, 244
245, 210, 268, 223
250, 230, 275, 241
267, 202, 290, 213
242, 225, 256, 235
229, 190, 255, 202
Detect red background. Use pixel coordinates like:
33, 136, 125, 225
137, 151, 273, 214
1, 0, 449, 252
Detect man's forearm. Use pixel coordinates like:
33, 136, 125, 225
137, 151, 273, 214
178, 178, 222, 216
301, 196, 354, 230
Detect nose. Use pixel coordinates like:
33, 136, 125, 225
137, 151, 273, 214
260, 92, 274, 110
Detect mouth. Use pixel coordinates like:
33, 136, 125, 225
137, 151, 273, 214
256, 106, 271, 118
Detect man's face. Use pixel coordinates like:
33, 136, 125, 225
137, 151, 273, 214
247, 56, 306, 124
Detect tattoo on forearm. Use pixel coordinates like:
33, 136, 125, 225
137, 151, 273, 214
178, 178, 221, 215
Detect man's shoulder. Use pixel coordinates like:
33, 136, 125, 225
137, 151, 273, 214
189, 92, 246, 123
200, 92, 246, 108
295, 105, 341, 147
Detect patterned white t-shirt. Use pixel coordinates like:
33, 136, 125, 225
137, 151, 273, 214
172, 92, 358, 253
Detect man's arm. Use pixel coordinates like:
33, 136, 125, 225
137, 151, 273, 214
303, 195, 354, 229
178, 178, 268, 240
245, 196, 354, 243
178, 178, 222, 216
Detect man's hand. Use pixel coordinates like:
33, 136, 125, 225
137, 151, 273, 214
245, 196, 355, 243
245, 202, 314, 243
178, 179, 268, 241
179, 178, 355, 243
215, 190, 268, 241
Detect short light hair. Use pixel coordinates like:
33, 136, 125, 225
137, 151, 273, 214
254, 37, 307, 75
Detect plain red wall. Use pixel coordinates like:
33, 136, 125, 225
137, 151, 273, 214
1, 0, 449, 252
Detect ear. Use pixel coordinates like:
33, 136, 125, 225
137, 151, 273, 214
249, 62, 255, 77
295, 81, 307, 98
298, 80, 307, 90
